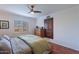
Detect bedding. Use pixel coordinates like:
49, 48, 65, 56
0, 35, 51, 54
0, 35, 31, 54
0, 37, 11, 54
11, 37, 31, 54
18, 35, 51, 54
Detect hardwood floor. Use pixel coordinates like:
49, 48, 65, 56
51, 43, 79, 54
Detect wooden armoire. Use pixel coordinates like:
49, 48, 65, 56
44, 17, 53, 39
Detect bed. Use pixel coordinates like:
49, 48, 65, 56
0, 35, 52, 54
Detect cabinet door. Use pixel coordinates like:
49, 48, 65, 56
44, 18, 53, 39
48, 19, 53, 30
46, 30, 53, 38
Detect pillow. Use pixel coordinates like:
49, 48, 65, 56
0, 37, 11, 54
3, 35, 11, 41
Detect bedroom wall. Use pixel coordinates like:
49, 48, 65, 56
0, 10, 37, 37
36, 5, 79, 51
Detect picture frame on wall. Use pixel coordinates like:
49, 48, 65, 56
0, 20, 9, 29
14, 20, 28, 32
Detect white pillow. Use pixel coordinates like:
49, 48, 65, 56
3, 35, 11, 41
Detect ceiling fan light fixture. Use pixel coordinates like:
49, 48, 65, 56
30, 11, 34, 14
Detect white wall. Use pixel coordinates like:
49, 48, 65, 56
37, 6, 79, 51
36, 16, 46, 27
0, 10, 37, 37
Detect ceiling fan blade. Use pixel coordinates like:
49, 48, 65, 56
27, 5, 42, 14
34, 11, 42, 13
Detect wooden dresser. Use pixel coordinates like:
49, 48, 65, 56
34, 27, 45, 37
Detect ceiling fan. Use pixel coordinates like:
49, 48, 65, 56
28, 5, 42, 14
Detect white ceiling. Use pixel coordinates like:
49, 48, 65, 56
0, 4, 78, 18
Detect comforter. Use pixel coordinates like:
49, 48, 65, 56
0, 35, 51, 54
18, 35, 51, 54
